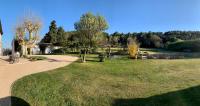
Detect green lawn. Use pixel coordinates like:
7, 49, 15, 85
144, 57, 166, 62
11, 55, 200, 106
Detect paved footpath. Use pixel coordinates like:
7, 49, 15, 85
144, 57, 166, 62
0, 55, 78, 106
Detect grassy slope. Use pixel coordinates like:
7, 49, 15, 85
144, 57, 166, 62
12, 55, 200, 106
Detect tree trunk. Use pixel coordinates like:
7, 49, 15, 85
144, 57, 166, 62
29, 32, 33, 55
29, 48, 32, 55
82, 49, 86, 63
24, 46, 27, 56
21, 45, 27, 56
81, 49, 86, 63
108, 46, 111, 58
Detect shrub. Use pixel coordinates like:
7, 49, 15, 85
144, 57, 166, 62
167, 40, 200, 52
128, 42, 139, 59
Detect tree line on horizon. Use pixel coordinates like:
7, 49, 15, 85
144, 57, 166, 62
40, 19, 200, 50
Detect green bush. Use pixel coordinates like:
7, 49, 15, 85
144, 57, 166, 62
167, 40, 200, 52
29, 56, 47, 61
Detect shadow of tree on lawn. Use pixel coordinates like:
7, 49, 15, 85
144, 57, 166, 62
113, 85, 200, 106
0, 96, 30, 106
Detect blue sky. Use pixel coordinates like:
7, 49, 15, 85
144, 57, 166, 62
1, 0, 200, 48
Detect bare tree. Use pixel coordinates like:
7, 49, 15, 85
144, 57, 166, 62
15, 12, 42, 56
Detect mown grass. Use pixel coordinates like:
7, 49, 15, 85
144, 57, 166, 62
11, 55, 200, 106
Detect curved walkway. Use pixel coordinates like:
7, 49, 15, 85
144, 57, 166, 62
0, 55, 78, 106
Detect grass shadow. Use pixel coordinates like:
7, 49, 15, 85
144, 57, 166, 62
47, 59, 76, 62
0, 96, 30, 106
86, 59, 99, 62
112, 85, 200, 106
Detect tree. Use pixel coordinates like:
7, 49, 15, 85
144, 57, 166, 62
14, 39, 21, 52
56, 27, 67, 47
49, 20, 58, 45
41, 20, 68, 47
97, 32, 110, 47
15, 14, 42, 56
74, 12, 108, 62
67, 31, 80, 52
40, 20, 59, 54
136, 32, 163, 48
150, 35, 163, 48
128, 38, 139, 59
42, 20, 58, 45
110, 32, 121, 47
24, 16, 41, 54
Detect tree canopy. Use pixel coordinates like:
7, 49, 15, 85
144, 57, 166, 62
56, 27, 67, 46
74, 12, 109, 62
74, 12, 109, 48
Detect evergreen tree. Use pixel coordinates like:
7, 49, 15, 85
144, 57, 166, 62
42, 20, 58, 45
57, 27, 67, 46
49, 20, 58, 44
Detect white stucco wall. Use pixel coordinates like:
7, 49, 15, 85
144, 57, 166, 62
32, 45, 40, 55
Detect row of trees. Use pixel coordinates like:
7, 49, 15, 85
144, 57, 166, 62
105, 31, 200, 49
41, 12, 109, 62
41, 23, 200, 51
39, 12, 200, 62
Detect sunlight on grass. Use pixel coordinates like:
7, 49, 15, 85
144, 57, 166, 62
12, 55, 200, 106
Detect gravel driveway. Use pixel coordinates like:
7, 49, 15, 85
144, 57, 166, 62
0, 55, 78, 106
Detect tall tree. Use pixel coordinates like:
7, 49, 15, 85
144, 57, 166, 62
74, 12, 108, 62
15, 14, 42, 55
43, 20, 58, 45
49, 20, 58, 44
67, 31, 80, 52
111, 32, 121, 47
56, 27, 67, 46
